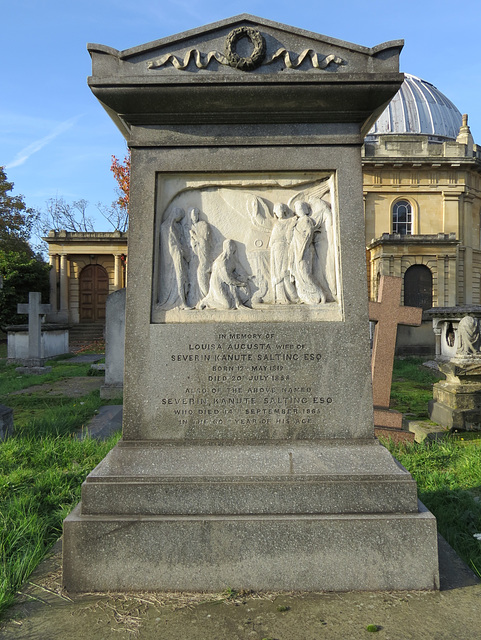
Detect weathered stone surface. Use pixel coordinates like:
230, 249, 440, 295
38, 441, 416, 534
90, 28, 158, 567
100, 288, 125, 400
0, 404, 13, 440
63, 501, 439, 593
429, 359, 481, 430
63, 15, 439, 593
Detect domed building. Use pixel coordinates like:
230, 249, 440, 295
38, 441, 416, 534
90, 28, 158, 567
363, 73, 481, 353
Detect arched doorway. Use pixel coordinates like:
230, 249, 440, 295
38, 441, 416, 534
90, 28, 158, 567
404, 265, 433, 310
79, 264, 109, 322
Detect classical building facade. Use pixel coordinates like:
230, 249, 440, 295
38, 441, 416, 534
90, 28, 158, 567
45, 231, 127, 324
45, 74, 481, 356
363, 74, 481, 352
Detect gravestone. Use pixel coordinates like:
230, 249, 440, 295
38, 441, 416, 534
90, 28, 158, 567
0, 404, 13, 440
9, 292, 66, 372
369, 276, 422, 434
429, 315, 481, 431
100, 288, 125, 399
63, 15, 439, 592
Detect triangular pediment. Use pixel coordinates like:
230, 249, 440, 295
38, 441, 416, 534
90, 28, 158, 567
88, 14, 403, 78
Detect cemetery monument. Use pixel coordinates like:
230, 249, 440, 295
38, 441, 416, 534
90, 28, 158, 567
63, 15, 439, 592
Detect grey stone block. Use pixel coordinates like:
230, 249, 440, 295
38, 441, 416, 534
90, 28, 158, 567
63, 501, 439, 593
0, 404, 13, 440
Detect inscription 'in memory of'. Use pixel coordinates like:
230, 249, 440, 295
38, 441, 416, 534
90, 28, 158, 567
164, 332, 333, 429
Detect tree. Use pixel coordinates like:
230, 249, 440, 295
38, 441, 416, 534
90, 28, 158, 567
35, 196, 95, 236
97, 151, 130, 232
0, 167, 50, 328
0, 166, 37, 255
0, 250, 50, 328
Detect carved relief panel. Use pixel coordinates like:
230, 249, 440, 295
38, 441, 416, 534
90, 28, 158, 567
152, 172, 342, 322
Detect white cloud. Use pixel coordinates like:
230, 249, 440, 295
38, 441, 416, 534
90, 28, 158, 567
5, 116, 81, 169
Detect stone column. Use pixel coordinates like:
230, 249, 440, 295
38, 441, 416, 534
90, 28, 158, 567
49, 254, 58, 313
114, 254, 122, 290
59, 254, 69, 321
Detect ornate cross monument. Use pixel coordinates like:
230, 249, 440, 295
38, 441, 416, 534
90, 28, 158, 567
63, 15, 439, 592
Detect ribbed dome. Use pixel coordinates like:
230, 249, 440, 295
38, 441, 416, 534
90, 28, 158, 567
367, 73, 463, 140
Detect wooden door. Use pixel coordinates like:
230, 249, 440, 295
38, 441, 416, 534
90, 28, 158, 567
79, 265, 109, 322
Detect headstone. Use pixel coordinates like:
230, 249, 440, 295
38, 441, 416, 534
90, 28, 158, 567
100, 288, 125, 399
63, 15, 439, 593
0, 404, 13, 440
369, 276, 422, 433
14, 292, 53, 369
429, 315, 481, 431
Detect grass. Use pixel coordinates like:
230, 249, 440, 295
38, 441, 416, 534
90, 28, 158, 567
0, 351, 121, 618
0, 433, 120, 616
390, 357, 443, 420
384, 437, 481, 578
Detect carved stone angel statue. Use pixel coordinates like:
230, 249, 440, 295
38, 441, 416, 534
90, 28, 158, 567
199, 239, 251, 310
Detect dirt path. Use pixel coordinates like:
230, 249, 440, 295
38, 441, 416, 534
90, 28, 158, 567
1, 537, 480, 640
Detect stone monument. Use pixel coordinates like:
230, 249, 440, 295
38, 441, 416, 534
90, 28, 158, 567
63, 15, 439, 592
429, 315, 481, 431
369, 275, 422, 439
7, 292, 68, 372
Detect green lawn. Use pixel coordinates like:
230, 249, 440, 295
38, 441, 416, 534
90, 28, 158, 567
0, 356, 121, 617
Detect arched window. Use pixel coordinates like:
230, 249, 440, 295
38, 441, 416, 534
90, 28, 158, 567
392, 200, 412, 236
404, 265, 432, 310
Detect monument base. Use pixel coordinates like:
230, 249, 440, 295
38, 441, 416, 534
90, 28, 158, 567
429, 360, 481, 431
63, 440, 439, 592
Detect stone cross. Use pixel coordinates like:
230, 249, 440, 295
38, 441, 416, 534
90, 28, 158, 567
17, 292, 52, 365
369, 276, 422, 429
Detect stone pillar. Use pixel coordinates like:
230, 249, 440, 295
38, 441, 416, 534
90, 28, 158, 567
49, 254, 58, 312
114, 254, 122, 290
59, 254, 69, 321
436, 255, 446, 306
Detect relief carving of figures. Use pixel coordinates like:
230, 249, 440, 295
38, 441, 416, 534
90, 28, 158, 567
158, 207, 189, 309
200, 239, 251, 310
156, 176, 339, 313
288, 201, 328, 305
456, 316, 481, 356
269, 203, 298, 304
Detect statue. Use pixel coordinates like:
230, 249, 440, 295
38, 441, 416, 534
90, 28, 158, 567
158, 207, 189, 309
269, 203, 298, 304
456, 316, 481, 357
200, 239, 251, 310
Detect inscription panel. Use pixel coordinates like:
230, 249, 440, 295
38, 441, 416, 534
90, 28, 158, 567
130, 322, 374, 441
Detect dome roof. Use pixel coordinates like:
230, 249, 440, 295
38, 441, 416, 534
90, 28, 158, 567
367, 73, 463, 140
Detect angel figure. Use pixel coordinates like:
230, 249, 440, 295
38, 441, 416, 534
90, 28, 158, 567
187, 207, 212, 307
288, 201, 328, 305
269, 203, 298, 304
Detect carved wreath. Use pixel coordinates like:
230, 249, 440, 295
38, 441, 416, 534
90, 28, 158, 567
224, 27, 266, 71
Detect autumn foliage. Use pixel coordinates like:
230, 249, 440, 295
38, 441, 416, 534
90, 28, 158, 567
110, 151, 130, 212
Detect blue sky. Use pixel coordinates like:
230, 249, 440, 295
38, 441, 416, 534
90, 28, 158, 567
2, 0, 481, 230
